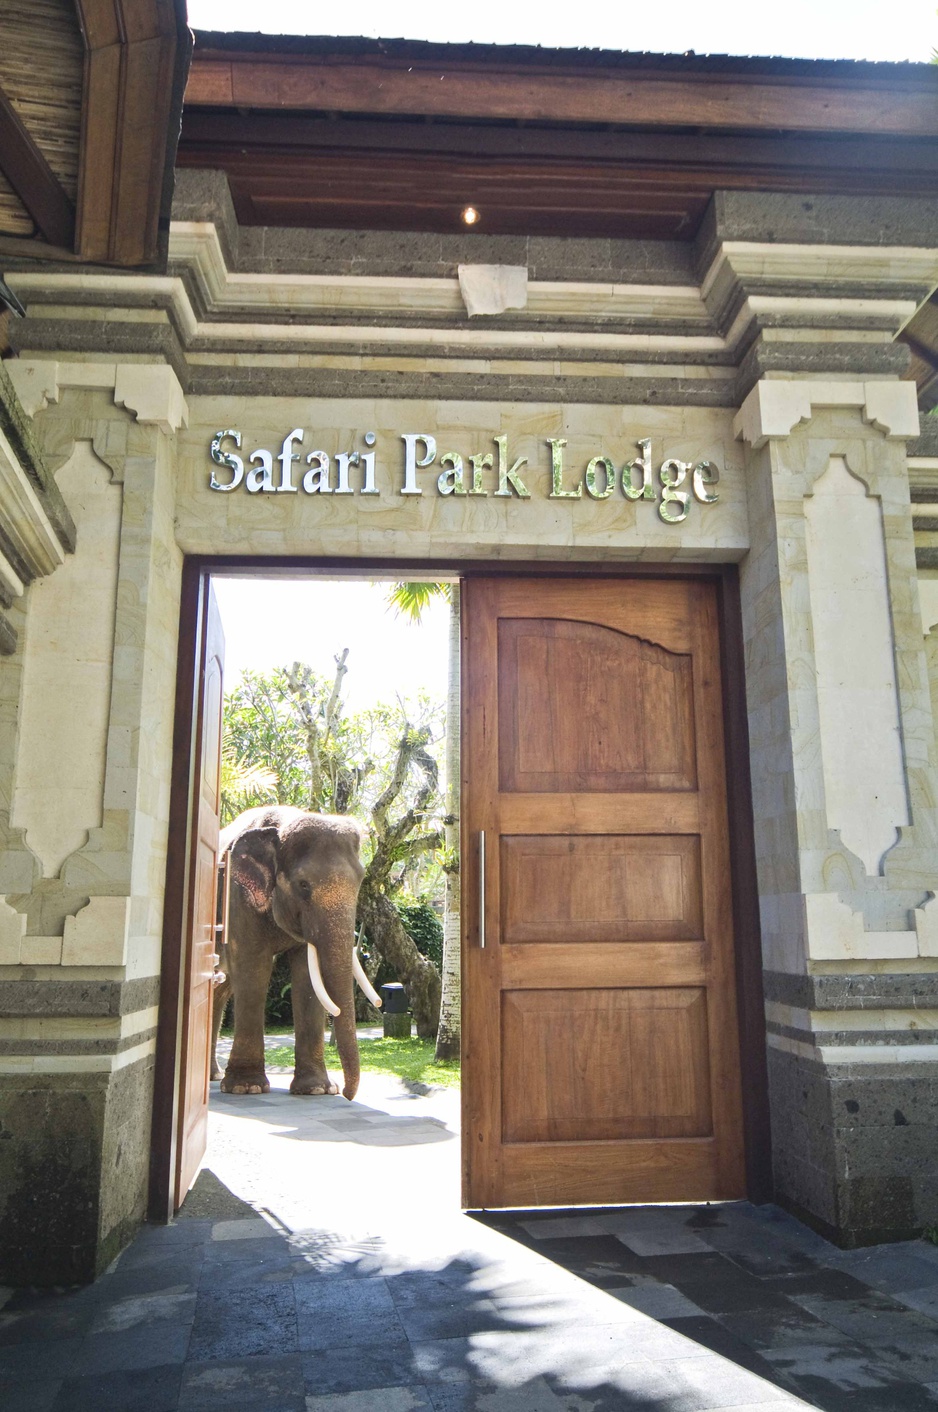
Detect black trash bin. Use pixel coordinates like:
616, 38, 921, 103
380, 982, 411, 1038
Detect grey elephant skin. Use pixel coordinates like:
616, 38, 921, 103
211, 805, 368, 1100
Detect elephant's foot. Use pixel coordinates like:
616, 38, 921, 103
220, 1068, 270, 1095
210, 1062, 222, 1082
290, 1069, 339, 1096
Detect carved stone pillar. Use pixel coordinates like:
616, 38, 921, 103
736, 377, 938, 1243
0, 362, 186, 1284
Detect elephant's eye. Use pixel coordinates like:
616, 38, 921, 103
296, 880, 312, 901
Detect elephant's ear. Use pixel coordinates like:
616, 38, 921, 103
229, 827, 279, 912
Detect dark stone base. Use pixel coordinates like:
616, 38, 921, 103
767, 1045, 938, 1247
0, 1056, 154, 1286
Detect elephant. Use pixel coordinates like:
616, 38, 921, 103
210, 805, 381, 1101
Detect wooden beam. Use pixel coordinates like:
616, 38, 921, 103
185, 53, 938, 139
75, 0, 189, 266
181, 110, 938, 183
175, 140, 938, 240
0, 84, 75, 248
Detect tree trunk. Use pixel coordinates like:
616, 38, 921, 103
435, 583, 461, 1061
358, 883, 441, 1038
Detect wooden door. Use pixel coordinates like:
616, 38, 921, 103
174, 583, 225, 1207
462, 576, 745, 1209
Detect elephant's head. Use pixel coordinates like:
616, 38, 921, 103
229, 812, 378, 1100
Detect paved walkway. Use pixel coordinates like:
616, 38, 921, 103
3, 1067, 938, 1411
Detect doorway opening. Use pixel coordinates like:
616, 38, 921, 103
153, 568, 462, 1230
151, 562, 768, 1230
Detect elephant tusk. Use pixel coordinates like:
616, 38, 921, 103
353, 947, 383, 1008
306, 943, 341, 1017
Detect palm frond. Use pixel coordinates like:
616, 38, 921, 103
386, 581, 449, 623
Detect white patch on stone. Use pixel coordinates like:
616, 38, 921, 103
805, 455, 909, 875
457, 265, 528, 317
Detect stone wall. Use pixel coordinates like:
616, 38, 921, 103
0, 189, 937, 1281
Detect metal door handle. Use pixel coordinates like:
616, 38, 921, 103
478, 830, 486, 949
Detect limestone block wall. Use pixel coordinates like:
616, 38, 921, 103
737, 378, 938, 1242
0, 364, 185, 1284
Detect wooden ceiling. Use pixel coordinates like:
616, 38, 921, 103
0, 0, 190, 267
180, 35, 938, 241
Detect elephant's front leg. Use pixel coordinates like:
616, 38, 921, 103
220, 946, 274, 1094
288, 945, 339, 1096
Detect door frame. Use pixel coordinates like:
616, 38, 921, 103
149, 555, 770, 1221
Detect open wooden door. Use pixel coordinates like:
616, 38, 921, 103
174, 583, 225, 1208
462, 576, 745, 1209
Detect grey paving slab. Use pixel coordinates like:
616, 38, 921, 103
89, 1290, 197, 1335
178, 1352, 306, 1410
50, 1364, 184, 1412
302, 1343, 424, 1395
616, 1227, 715, 1257
0, 1377, 63, 1411
0, 1292, 98, 1344
892, 1285, 938, 1318
826, 1247, 938, 1294
189, 1280, 298, 1362
90, 1247, 206, 1299
610, 1280, 710, 1318
0, 1334, 85, 1381
295, 1275, 408, 1352
305, 1389, 433, 1411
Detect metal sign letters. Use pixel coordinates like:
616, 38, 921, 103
209, 429, 719, 524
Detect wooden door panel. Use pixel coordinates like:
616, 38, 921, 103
496, 1141, 718, 1209
498, 618, 697, 793
463, 575, 746, 1210
500, 941, 707, 989
500, 834, 702, 943
501, 987, 712, 1143
497, 793, 700, 834
175, 586, 225, 1208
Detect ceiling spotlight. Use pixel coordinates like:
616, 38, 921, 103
461, 206, 480, 226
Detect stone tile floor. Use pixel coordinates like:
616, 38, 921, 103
2, 1068, 938, 1411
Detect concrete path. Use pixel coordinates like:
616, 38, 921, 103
2, 1068, 938, 1411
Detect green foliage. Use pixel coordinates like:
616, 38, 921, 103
264, 952, 294, 1028
357, 899, 443, 1003
924, 1224, 938, 1245
263, 1034, 460, 1087
222, 666, 377, 822
220, 738, 278, 823
396, 899, 444, 969
222, 666, 445, 863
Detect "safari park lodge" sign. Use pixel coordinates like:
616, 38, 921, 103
209, 428, 721, 524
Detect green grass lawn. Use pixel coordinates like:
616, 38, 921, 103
260, 1034, 460, 1089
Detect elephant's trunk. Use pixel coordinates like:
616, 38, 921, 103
312, 931, 360, 1102
332, 1004, 360, 1102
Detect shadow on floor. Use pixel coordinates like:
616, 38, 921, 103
474, 1201, 938, 1412
0, 1170, 820, 1412
5, 1168, 938, 1411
